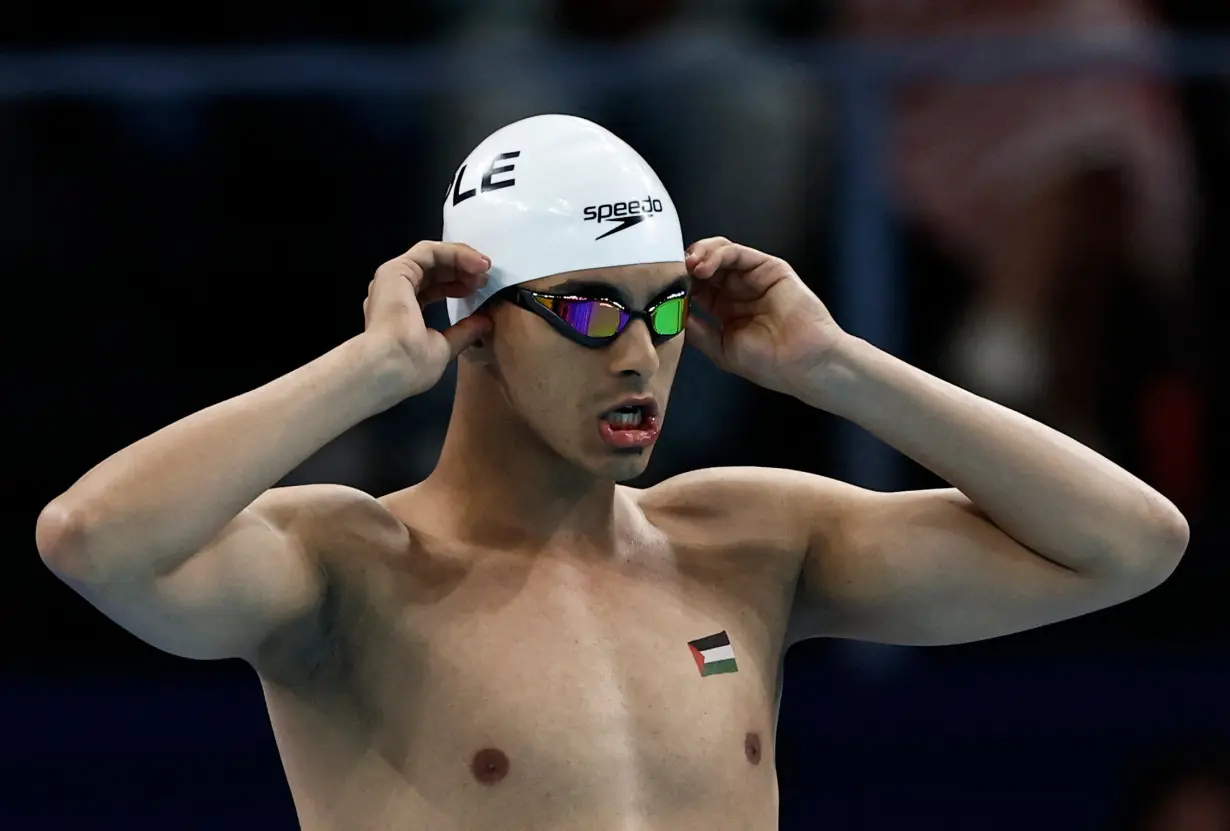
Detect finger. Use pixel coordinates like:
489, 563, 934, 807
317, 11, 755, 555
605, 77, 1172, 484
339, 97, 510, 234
404, 241, 491, 282
693, 244, 769, 279
374, 242, 491, 296
685, 315, 727, 369
684, 237, 731, 277
691, 279, 757, 324
687, 239, 771, 280
689, 280, 719, 315
685, 236, 730, 262
416, 272, 489, 307
441, 313, 493, 360
413, 248, 490, 301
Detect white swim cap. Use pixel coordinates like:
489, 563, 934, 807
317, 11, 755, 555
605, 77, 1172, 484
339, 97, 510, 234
443, 114, 685, 323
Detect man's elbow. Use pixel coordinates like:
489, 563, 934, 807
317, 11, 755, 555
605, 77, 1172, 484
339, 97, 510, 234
1108, 497, 1190, 595
35, 498, 133, 586
36, 500, 95, 580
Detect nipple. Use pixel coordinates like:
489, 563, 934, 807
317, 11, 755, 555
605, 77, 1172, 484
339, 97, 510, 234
471, 747, 510, 784
744, 732, 762, 765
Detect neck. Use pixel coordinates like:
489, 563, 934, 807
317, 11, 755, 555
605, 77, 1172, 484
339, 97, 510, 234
422, 362, 623, 553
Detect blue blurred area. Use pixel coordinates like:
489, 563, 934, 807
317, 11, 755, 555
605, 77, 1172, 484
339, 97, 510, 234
6, 3, 1230, 827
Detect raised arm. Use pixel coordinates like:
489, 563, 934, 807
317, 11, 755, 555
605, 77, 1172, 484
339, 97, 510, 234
36, 335, 402, 662
781, 340, 1189, 646
35, 243, 491, 663
678, 237, 1189, 647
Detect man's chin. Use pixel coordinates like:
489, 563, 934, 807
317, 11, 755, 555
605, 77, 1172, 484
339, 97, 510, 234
601, 449, 654, 483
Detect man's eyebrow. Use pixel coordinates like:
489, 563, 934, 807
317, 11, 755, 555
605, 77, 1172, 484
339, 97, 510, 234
655, 275, 692, 298
544, 279, 625, 301
541, 274, 691, 306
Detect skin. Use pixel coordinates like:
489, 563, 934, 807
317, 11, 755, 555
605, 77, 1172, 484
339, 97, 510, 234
1141, 780, 1230, 831
36, 240, 1189, 830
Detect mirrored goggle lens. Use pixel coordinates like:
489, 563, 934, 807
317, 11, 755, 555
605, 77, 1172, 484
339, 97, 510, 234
650, 296, 688, 336
536, 296, 628, 338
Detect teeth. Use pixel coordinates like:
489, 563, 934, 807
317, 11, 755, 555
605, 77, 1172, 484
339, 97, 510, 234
605, 409, 644, 428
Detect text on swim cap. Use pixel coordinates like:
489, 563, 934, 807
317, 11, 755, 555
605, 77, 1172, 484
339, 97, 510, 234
450, 151, 521, 207
583, 196, 665, 240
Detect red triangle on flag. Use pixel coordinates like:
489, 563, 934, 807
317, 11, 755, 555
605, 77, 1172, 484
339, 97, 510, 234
688, 644, 706, 674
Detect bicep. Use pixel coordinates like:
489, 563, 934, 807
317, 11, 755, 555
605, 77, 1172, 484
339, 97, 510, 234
65, 487, 331, 662
795, 487, 1124, 646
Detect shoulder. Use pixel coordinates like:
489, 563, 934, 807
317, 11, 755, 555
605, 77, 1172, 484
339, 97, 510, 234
250, 483, 412, 608
249, 484, 410, 683
637, 466, 856, 551
251, 483, 410, 556
640, 466, 798, 503
252, 482, 396, 522
638, 466, 880, 577
641, 466, 858, 522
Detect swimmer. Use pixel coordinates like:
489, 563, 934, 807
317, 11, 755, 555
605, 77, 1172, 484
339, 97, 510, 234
37, 115, 1189, 830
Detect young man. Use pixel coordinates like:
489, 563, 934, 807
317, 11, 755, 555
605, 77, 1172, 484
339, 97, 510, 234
36, 115, 1189, 830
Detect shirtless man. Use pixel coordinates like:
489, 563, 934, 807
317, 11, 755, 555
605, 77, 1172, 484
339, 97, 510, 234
36, 115, 1189, 830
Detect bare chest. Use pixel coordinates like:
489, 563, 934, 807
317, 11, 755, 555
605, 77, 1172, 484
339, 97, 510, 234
269, 539, 797, 828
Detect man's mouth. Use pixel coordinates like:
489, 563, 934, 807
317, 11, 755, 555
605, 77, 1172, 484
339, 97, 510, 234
603, 406, 648, 430
598, 400, 661, 450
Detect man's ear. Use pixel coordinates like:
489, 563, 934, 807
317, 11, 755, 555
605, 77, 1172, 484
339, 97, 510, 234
461, 312, 497, 368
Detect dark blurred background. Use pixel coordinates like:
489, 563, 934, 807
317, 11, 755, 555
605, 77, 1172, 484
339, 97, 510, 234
6, 1, 1229, 829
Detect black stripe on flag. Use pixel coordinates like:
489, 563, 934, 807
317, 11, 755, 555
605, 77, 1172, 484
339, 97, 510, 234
688, 631, 731, 651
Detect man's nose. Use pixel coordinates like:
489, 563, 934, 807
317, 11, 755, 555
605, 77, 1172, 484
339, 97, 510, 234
607, 320, 660, 378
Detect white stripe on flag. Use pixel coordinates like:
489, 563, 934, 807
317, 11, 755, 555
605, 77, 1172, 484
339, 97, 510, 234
701, 644, 735, 663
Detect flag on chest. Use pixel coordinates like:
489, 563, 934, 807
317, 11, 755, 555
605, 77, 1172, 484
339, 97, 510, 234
688, 631, 738, 677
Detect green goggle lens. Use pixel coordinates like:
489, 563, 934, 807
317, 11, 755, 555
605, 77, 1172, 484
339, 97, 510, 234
649, 296, 687, 336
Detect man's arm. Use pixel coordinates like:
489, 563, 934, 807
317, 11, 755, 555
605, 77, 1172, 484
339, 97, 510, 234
677, 236, 1187, 646
35, 242, 492, 663
36, 334, 410, 662
785, 337, 1189, 646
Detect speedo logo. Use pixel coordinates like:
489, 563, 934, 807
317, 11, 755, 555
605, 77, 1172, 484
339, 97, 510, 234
582, 196, 665, 240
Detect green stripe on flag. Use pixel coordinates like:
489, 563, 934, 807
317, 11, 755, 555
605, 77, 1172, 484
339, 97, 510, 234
700, 658, 738, 677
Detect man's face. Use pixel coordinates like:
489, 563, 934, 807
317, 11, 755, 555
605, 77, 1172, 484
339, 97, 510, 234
486, 262, 689, 482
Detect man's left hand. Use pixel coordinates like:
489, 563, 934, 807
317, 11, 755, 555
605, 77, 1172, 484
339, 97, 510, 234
684, 237, 845, 397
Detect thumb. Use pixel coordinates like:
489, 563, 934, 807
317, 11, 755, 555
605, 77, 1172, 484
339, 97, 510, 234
685, 315, 727, 369
441, 313, 493, 360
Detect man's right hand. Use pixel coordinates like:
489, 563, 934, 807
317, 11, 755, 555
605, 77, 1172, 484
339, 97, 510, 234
364, 241, 493, 397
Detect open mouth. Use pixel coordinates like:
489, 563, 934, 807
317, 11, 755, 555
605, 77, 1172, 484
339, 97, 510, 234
598, 400, 661, 450
601, 400, 659, 429
603, 405, 648, 430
